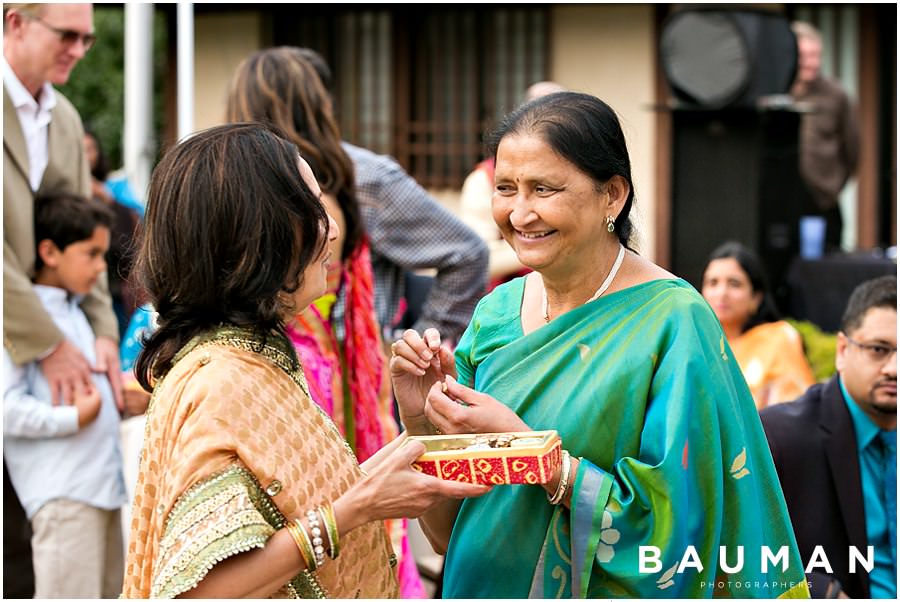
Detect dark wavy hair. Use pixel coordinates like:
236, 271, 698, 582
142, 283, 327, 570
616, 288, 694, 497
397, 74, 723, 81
133, 122, 328, 390
703, 241, 781, 331
488, 91, 637, 250
225, 46, 362, 261
33, 192, 114, 272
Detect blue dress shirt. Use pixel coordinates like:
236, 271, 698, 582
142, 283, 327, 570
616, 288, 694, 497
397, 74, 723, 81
841, 377, 897, 598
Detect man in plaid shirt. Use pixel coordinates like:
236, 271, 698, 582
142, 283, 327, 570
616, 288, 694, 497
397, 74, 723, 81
296, 48, 489, 345
338, 141, 488, 345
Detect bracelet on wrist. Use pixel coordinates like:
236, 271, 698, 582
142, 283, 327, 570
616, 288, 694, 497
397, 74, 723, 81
318, 504, 340, 560
547, 450, 572, 505
306, 510, 326, 568
285, 519, 315, 571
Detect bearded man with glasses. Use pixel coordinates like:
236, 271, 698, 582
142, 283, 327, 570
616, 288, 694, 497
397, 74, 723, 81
4, 3, 124, 598
761, 275, 897, 599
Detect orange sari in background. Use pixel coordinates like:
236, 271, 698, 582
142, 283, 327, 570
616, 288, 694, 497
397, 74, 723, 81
122, 327, 399, 598
730, 320, 816, 410
285, 241, 424, 598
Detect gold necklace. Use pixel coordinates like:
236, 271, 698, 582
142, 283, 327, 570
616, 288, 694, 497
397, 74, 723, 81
541, 243, 625, 323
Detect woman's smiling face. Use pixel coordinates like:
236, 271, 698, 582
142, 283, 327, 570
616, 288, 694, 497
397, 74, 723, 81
492, 133, 610, 276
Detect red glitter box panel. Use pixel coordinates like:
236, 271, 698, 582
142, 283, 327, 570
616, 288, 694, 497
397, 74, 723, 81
409, 430, 562, 485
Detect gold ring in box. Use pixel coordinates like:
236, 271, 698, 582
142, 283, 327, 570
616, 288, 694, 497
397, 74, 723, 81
409, 430, 561, 485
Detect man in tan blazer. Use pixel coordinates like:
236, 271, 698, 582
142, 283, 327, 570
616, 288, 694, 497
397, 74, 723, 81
4, 4, 123, 596
3, 3, 122, 407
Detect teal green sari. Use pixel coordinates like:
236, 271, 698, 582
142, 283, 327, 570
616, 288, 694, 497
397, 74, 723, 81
443, 278, 809, 598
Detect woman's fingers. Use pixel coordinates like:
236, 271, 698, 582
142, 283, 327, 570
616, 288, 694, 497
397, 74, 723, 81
437, 346, 457, 381
423, 381, 470, 433
360, 432, 410, 473
424, 328, 441, 351
431, 478, 492, 499
389, 353, 426, 376
396, 438, 491, 499
395, 438, 427, 463
390, 329, 434, 372
426, 376, 532, 435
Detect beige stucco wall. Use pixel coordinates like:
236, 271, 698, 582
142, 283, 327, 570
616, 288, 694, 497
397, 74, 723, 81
190, 7, 659, 259
549, 4, 658, 261
194, 12, 263, 131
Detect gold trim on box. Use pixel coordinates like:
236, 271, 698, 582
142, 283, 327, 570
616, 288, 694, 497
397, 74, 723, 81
410, 430, 561, 485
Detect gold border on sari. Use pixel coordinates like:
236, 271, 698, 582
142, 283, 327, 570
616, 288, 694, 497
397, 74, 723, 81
151, 464, 327, 598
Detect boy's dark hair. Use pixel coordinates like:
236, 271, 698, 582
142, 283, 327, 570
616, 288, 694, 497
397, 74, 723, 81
33, 193, 114, 272
841, 275, 897, 334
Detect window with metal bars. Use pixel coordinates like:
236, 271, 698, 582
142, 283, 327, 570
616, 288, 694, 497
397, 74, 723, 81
274, 5, 549, 188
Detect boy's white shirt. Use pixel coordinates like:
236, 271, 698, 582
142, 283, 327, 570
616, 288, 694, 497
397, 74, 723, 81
3, 284, 126, 519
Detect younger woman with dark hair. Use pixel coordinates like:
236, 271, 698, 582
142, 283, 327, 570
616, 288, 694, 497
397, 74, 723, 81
702, 241, 815, 409
121, 123, 488, 598
224, 48, 426, 596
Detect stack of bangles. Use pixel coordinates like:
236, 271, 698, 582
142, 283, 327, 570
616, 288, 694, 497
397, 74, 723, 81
285, 504, 340, 572
547, 450, 572, 505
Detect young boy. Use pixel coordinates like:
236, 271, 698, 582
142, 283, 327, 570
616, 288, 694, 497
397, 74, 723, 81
3, 193, 127, 598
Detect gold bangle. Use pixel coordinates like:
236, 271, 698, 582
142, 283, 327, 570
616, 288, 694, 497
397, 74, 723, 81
294, 517, 320, 571
285, 520, 314, 571
319, 504, 340, 560
548, 450, 571, 505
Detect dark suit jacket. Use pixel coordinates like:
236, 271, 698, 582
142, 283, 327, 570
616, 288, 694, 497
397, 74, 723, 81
3, 84, 118, 364
760, 376, 870, 598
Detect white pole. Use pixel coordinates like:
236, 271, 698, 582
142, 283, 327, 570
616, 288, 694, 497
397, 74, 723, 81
123, 2, 154, 202
177, 2, 194, 141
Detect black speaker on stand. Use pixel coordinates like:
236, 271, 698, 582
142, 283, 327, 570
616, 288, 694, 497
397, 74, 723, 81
670, 108, 804, 307
660, 7, 803, 309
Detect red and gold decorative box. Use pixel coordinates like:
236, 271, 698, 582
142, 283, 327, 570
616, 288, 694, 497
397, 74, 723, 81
410, 430, 561, 485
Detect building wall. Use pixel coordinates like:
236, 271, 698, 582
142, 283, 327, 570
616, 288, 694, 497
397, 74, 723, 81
190, 6, 660, 258
194, 12, 263, 130
550, 4, 658, 260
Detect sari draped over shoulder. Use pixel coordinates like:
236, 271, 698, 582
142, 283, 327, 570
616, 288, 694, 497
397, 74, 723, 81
730, 321, 816, 410
443, 278, 809, 599
122, 326, 399, 599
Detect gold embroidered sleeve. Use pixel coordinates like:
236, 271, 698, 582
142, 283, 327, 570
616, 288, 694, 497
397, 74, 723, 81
150, 464, 281, 598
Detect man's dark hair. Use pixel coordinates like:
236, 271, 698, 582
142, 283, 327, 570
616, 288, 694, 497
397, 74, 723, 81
33, 192, 114, 272
841, 275, 897, 334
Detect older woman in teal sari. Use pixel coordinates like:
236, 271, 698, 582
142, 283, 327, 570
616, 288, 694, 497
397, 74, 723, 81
390, 92, 809, 598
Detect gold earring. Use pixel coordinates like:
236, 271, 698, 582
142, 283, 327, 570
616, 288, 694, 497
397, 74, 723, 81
606, 215, 615, 233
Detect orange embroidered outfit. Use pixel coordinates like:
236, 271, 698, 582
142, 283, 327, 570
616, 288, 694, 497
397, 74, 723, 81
730, 320, 816, 410
285, 241, 424, 598
122, 327, 399, 598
